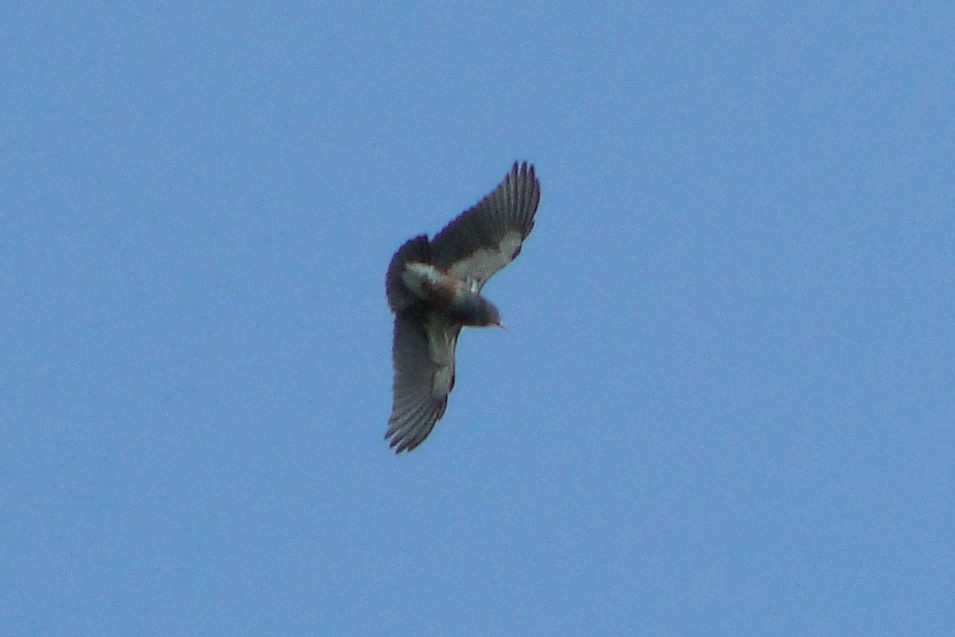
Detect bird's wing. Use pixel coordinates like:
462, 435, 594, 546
385, 234, 430, 313
386, 310, 461, 453
430, 162, 540, 291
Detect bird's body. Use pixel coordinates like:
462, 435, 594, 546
400, 262, 501, 327
384, 162, 540, 453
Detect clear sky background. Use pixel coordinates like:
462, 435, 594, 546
3, 3, 953, 636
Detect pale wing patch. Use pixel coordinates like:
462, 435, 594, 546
426, 314, 458, 399
497, 230, 523, 263
446, 229, 524, 290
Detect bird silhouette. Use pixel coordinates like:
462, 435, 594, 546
384, 162, 541, 453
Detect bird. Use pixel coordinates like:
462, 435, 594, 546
384, 162, 541, 453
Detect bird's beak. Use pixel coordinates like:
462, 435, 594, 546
497, 320, 506, 330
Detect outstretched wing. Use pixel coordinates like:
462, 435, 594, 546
386, 310, 461, 453
430, 162, 540, 291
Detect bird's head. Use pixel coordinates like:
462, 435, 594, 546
475, 298, 504, 329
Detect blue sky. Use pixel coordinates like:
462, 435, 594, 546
3, 3, 953, 635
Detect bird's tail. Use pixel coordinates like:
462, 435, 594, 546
386, 235, 431, 313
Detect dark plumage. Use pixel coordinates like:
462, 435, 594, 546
384, 162, 541, 453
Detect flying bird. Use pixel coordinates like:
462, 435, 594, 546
384, 162, 541, 453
